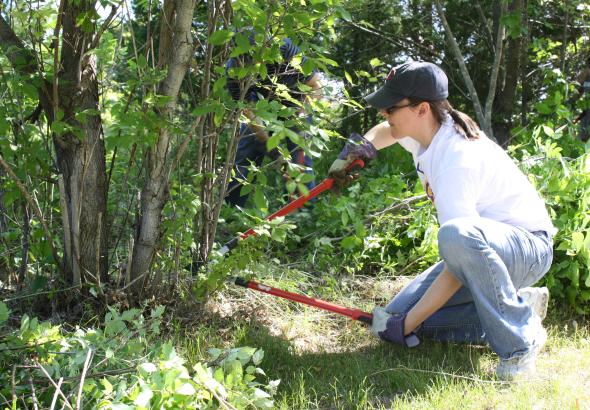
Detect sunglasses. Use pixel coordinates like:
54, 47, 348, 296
384, 101, 421, 115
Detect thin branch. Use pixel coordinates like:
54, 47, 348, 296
2, 285, 81, 302
75, 349, 92, 410
34, 361, 74, 410
49, 378, 63, 410
27, 371, 39, 410
11, 364, 16, 407
369, 366, 508, 384
433, 0, 486, 129
369, 366, 543, 385
474, 0, 495, 51
90, 1, 124, 50
60, 367, 135, 382
483, 2, 505, 140
367, 195, 427, 221
52, 0, 65, 123
0, 154, 64, 273
344, 20, 438, 61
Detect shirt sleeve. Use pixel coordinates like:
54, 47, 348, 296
432, 167, 481, 225
226, 58, 258, 102
225, 58, 241, 101
280, 38, 317, 84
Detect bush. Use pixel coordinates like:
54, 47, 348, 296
0, 302, 278, 409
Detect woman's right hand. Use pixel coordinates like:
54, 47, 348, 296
328, 133, 377, 189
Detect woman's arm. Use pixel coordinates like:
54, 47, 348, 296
404, 265, 462, 335
363, 120, 399, 150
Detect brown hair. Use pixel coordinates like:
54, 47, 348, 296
408, 97, 484, 140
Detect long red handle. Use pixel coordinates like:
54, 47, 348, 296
239, 177, 334, 239
218, 159, 365, 255
234, 277, 373, 325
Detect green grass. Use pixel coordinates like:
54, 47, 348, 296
178, 269, 590, 409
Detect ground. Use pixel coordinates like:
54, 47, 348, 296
181, 271, 590, 409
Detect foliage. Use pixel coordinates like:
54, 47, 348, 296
1, 0, 590, 309
0, 302, 278, 409
508, 63, 590, 313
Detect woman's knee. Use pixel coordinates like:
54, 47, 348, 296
438, 218, 485, 258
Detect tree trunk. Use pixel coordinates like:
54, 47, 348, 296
54, 1, 108, 285
130, 0, 196, 290
0, 2, 109, 285
520, 0, 530, 127
493, 0, 524, 147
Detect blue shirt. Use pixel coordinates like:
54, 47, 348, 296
226, 38, 316, 107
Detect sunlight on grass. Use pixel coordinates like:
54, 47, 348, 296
179, 270, 590, 409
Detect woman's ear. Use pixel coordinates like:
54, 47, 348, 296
417, 101, 429, 116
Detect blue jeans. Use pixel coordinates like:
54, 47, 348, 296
386, 217, 553, 360
226, 123, 315, 207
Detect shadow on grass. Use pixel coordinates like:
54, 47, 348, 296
237, 318, 491, 409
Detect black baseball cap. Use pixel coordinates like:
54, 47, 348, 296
364, 62, 449, 109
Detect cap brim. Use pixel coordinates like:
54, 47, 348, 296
364, 87, 405, 109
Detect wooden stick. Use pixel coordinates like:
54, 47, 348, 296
75, 349, 92, 410
34, 361, 73, 410
49, 378, 63, 410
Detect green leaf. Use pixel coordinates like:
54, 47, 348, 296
286, 180, 297, 193
137, 54, 148, 69
271, 227, 287, 242
213, 76, 227, 93
341, 236, 358, 250
139, 362, 157, 373
0, 302, 9, 326
134, 386, 153, 407
571, 232, 584, 252
542, 125, 555, 138
253, 189, 268, 212
266, 134, 282, 151
209, 30, 234, 46
568, 261, 580, 287
233, 32, 252, 54
192, 103, 217, 117
252, 349, 264, 365
110, 404, 134, 410
369, 58, 382, 67
302, 59, 315, 76
176, 382, 196, 395
336, 6, 352, 22
298, 173, 314, 184
344, 71, 354, 85
100, 378, 113, 395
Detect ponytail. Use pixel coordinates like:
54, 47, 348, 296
447, 106, 484, 140
408, 98, 484, 140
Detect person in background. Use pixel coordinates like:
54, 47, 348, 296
225, 35, 321, 207
329, 61, 555, 381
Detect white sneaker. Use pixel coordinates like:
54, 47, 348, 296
496, 326, 547, 381
518, 286, 549, 320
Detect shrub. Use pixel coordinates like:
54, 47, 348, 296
0, 302, 278, 409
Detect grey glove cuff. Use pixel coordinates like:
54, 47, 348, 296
337, 133, 377, 161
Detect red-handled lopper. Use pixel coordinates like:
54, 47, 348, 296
193, 159, 374, 325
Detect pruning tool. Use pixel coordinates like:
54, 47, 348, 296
215, 159, 374, 325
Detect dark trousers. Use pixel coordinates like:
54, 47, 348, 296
226, 123, 315, 207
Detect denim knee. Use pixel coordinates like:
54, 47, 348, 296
438, 218, 487, 280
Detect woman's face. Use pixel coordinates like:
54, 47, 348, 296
379, 98, 423, 139
379, 98, 419, 139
